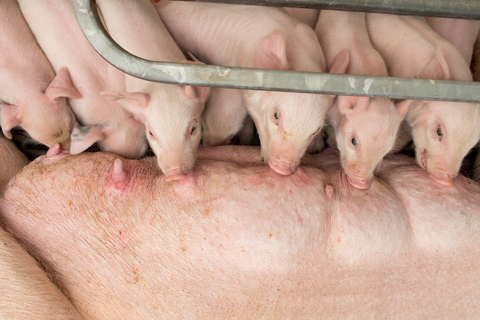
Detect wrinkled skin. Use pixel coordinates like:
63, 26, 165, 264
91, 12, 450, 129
0, 133, 28, 195
18, 0, 147, 159
316, 11, 408, 189
97, 0, 209, 180
367, 14, 480, 186
0, 0, 76, 150
0, 137, 81, 319
1, 146, 480, 319
155, 2, 333, 175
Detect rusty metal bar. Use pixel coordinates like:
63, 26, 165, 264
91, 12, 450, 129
72, 0, 480, 103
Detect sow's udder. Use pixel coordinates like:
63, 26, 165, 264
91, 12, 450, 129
1, 146, 480, 318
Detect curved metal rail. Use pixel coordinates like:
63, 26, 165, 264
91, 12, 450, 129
72, 0, 480, 103
178, 0, 480, 20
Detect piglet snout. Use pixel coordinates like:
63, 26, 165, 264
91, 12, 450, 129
164, 168, 189, 182
347, 176, 372, 190
268, 159, 296, 176
428, 172, 454, 186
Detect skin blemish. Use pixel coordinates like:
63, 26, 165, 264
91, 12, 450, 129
52, 130, 63, 138
282, 131, 293, 141
126, 269, 139, 284
202, 209, 210, 218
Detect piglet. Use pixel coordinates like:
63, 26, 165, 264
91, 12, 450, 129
315, 11, 408, 190
283, 8, 320, 29
155, 1, 344, 175
0, 0, 78, 150
367, 14, 480, 186
18, 0, 147, 159
425, 17, 480, 65
97, 0, 209, 181
201, 87, 248, 147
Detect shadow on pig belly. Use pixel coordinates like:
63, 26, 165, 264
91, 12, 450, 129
1, 146, 480, 318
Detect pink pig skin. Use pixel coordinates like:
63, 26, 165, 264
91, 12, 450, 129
0, 0, 77, 150
2, 146, 480, 318
200, 87, 248, 147
0, 138, 80, 319
155, 1, 343, 176
97, 0, 209, 181
367, 14, 480, 186
425, 17, 480, 65
315, 11, 408, 190
17, 0, 147, 159
284, 8, 321, 29
0, 226, 82, 319
0, 133, 28, 196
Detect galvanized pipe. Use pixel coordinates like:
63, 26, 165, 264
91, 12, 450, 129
177, 0, 480, 20
72, 0, 480, 103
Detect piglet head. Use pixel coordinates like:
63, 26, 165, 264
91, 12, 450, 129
331, 96, 408, 190
102, 82, 209, 181
246, 90, 328, 175
245, 33, 347, 175
1, 67, 79, 150
406, 100, 480, 186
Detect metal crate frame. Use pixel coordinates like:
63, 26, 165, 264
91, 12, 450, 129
72, 0, 480, 103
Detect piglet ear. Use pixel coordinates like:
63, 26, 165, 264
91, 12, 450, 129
337, 96, 369, 117
70, 123, 105, 155
183, 85, 210, 103
179, 58, 211, 103
0, 104, 21, 139
185, 52, 201, 63
101, 91, 150, 115
45, 67, 82, 104
328, 49, 350, 75
253, 32, 290, 70
418, 48, 451, 80
395, 99, 411, 120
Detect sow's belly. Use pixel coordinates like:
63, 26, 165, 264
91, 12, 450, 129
1, 146, 480, 319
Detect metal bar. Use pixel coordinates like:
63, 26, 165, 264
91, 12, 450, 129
176, 0, 480, 20
72, 0, 480, 103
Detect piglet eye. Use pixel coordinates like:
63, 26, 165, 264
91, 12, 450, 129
436, 126, 443, 141
191, 125, 197, 135
149, 131, 154, 137
351, 137, 357, 147
273, 111, 279, 124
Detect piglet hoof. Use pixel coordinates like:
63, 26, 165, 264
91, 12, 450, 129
46, 143, 69, 158
164, 168, 189, 182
